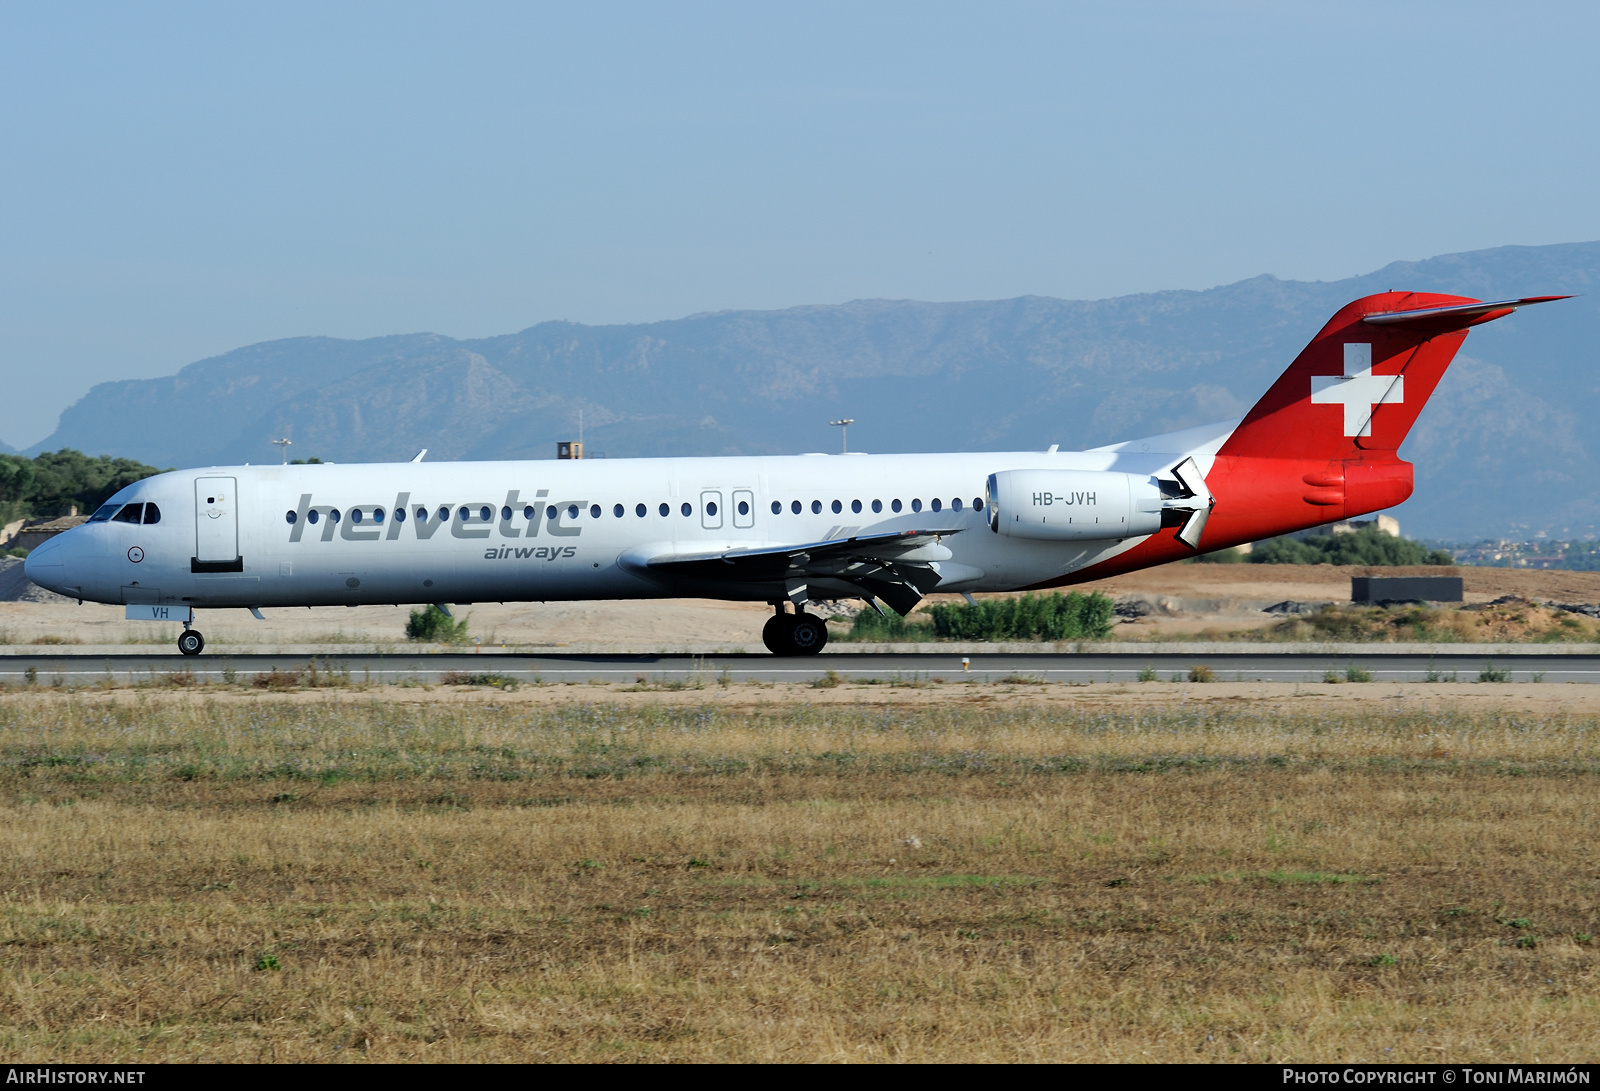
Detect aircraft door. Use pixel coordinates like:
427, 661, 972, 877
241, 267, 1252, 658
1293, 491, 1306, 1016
194, 476, 239, 564
700, 490, 723, 530
732, 489, 755, 528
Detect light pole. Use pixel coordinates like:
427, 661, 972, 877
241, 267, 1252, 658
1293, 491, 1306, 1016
829, 418, 854, 454
272, 438, 292, 464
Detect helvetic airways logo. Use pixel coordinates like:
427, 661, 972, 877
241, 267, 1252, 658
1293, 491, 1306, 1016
1310, 343, 1403, 437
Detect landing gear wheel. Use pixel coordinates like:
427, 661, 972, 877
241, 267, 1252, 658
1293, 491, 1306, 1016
177, 630, 205, 656
788, 613, 827, 655
762, 614, 794, 656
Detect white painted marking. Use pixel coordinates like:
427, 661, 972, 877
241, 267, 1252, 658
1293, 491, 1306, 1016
1310, 343, 1404, 437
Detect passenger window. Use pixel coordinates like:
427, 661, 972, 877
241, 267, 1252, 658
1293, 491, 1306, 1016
931, 498, 942, 513
143, 503, 161, 524
738, 500, 750, 516
308, 510, 320, 524
911, 499, 922, 513
659, 502, 670, 517
458, 507, 469, 521
871, 499, 882, 513
791, 500, 801, 514
590, 504, 601, 518
437, 506, 450, 522
636, 503, 647, 517
614, 504, 624, 518
891, 499, 902, 513
851, 499, 861, 514
480, 505, 492, 522
395, 508, 407, 522
952, 498, 962, 511
681, 502, 692, 517
285, 510, 297, 524
567, 505, 579, 519
973, 497, 984, 511
373, 507, 385, 523
351, 509, 363, 524
330, 509, 342, 523
706, 501, 718, 517
113, 503, 143, 524
831, 500, 841, 514
771, 501, 781, 515
811, 500, 822, 514
89, 504, 118, 522
502, 506, 512, 521
524, 505, 536, 519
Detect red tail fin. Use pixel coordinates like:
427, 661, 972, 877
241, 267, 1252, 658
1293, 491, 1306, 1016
1217, 292, 1567, 460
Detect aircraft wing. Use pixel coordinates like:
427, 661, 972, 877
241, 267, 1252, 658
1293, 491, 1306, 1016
644, 528, 964, 615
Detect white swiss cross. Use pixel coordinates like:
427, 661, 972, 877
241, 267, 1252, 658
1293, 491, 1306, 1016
1310, 343, 1403, 437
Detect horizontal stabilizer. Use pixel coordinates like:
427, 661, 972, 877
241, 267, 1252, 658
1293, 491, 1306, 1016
1362, 295, 1569, 332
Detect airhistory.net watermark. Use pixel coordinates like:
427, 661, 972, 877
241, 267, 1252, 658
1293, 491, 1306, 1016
5, 1071, 147, 1085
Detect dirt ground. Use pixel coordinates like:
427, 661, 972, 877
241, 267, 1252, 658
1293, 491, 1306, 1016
0, 597, 777, 649
1071, 564, 1600, 639
1, 565, 1597, 649
21, 676, 1600, 719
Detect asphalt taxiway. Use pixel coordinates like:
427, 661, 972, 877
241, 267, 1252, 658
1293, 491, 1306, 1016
4, 647, 1599, 685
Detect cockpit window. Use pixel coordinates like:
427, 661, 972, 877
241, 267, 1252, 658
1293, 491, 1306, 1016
143, 503, 161, 525
89, 504, 119, 522
112, 503, 144, 524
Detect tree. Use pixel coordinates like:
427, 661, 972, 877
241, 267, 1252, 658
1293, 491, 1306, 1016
0, 455, 37, 521
1249, 526, 1453, 566
13, 450, 169, 519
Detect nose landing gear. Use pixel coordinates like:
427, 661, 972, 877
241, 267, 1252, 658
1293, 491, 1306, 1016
762, 604, 827, 656
177, 628, 205, 656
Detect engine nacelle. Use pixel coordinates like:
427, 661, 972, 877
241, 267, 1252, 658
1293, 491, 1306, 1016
986, 469, 1164, 542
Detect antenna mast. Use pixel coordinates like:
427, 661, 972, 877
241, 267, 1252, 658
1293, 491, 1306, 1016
829, 418, 854, 454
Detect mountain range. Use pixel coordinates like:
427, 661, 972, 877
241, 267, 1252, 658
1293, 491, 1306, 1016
19, 241, 1600, 540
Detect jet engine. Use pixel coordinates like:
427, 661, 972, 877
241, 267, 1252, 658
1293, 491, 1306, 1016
986, 458, 1215, 547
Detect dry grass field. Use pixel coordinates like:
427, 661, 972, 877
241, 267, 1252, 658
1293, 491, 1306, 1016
2, 681, 1598, 1062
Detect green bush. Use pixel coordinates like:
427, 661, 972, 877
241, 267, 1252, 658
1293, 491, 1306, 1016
406, 605, 470, 643
1249, 526, 1453, 566
925, 592, 1113, 642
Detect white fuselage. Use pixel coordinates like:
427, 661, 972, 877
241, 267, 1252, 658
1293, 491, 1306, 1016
26, 436, 1227, 611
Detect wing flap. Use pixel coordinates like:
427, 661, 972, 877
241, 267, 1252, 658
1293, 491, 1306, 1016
644, 528, 965, 615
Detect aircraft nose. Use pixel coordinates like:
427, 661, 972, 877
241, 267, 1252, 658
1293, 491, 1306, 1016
23, 533, 73, 595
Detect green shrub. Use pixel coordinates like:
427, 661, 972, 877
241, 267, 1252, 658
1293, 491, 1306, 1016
925, 592, 1114, 642
406, 605, 469, 643
846, 609, 934, 641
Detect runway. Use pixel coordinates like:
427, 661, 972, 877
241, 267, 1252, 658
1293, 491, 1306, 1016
5, 647, 1600, 685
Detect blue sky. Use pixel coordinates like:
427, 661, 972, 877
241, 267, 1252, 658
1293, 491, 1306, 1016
2, 0, 1597, 447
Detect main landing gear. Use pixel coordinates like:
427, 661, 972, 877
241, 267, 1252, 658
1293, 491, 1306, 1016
177, 628, 205, 656
762, 604, 828, 656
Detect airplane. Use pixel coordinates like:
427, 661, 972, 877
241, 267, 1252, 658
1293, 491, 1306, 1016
24, 291, 1567, 657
